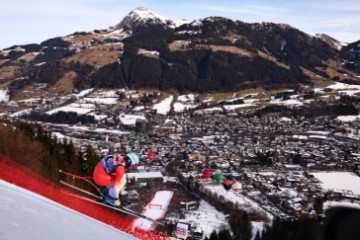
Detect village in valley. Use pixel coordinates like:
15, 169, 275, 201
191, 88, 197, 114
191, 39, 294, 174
1, 81, 360, 239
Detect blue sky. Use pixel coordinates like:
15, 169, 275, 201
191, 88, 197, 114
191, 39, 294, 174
1, 0, 360, 49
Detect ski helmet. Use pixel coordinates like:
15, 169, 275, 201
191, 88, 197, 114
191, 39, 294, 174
126, 152, 139, 166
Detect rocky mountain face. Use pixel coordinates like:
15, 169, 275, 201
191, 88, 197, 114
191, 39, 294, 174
315, 33, 343, 50
340, 40, 360, 74
0, 7, 359, 99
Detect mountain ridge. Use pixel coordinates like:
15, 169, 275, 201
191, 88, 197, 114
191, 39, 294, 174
1, 7, 360, 99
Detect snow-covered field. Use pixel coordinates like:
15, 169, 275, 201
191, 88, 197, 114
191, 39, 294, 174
181, 200, 230, 238
203, 184, 273, 221
311, 171, 360, 195
46, 103, 96, 115
0, 180, 138, 240
316, 82, 360, 95
119, 114, 147, 126
153, 95, 173, 115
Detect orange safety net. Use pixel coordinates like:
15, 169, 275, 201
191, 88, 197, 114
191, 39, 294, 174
0, 155, 169, 240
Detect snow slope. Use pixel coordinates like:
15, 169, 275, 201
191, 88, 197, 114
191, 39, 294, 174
0, 180, 138, 240
133, 190, 173, 230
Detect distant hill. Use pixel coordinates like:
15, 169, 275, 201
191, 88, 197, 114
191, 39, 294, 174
1, 7, 360, 99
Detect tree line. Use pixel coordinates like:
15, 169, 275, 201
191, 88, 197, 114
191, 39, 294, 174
22, 111, 96, 125
0, 121, 100, 184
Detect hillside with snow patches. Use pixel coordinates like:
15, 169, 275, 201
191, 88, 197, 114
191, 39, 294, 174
1, 7, 360, 98
2, 80, 360, 125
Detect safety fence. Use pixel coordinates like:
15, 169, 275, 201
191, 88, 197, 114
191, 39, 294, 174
0, 155, 171, 240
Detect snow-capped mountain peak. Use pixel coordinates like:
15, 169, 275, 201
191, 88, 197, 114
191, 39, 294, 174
116, 7, 189, 31
129, 7, 169, 24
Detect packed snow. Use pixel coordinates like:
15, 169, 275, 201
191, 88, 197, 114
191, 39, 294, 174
337, 115, 360, 122
173, 102, 196, 112
180, 200, 231, 238
119, 114, 147, 126
10, 109, 32, 117
74, 88, 94, 98
137, 48, 160, 57
177, 94, 196, 102
127, 182, 242, 239
173, 94, 198, 112
88, 112, 108, 121
130, 7, 189, 28
311, 172, 360, 195
315, 81, 360, 96
0, 180, 138, 240
202, 184, 273, 221
40, 123, 130, 137
46, 103, 96, 115
269, 99, 303, 106
0, 89, 10, 102
223, 103, 256, 110
133, 190, 173, 230
83, 97, 118, 105
153, 96, 173, 115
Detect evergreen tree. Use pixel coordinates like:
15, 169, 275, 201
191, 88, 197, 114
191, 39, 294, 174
254, 231, 261, 240
84, 145, 100, 175
209, 231, 218, 240
64, 140, 80, 174
260, 216, 320, 240
77, 151, 86, 175
229, 209, 252, 240
313, 196, 324, 215
218, 229, 232, 240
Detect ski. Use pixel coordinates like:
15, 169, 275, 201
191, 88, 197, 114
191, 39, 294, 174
59, 177, 135, 214
61, 189, 166, 226
58, 169, 104, 197
60, 180, 102, 200
60, 179, 166, 226
61, 190, 139, 216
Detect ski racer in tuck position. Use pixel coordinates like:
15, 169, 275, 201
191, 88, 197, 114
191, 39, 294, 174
93, 152, 139, 207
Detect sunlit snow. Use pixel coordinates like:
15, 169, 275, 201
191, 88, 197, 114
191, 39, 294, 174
119, 114, 147, 126
0, 89, 10, 102
133, 190, 173, 230
74, 88, 94, 98
0, 180, 138, 240
337, 115, 360, 122
83, 97, 118, 105
46, 103, 96, 115
311, 172, 360, 195
152, 96, 173, 115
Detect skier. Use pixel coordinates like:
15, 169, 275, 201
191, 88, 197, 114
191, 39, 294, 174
93, 152, 139, 207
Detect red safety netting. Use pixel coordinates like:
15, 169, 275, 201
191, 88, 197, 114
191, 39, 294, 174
0, 155, 170, 240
